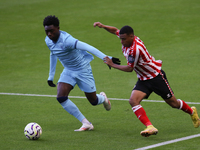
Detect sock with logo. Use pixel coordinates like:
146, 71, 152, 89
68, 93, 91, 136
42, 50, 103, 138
132, 105, 152, 127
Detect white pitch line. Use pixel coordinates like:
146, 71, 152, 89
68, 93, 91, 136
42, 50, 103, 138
134, 134, 200, 150
1, 92, 200, 149
0, 92, 200, 104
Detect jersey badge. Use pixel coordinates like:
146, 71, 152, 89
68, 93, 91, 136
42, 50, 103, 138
128, 55, 135, 63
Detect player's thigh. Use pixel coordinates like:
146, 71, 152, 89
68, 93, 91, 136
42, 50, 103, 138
57, 82, 73, 98
129, 90, 147, 106
152, 70, 174, 99
77, 66, 96, 93
57, 69, 76, 97
133, 79, 152, 100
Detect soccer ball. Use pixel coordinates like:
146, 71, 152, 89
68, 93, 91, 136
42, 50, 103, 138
24, 122, 42, 140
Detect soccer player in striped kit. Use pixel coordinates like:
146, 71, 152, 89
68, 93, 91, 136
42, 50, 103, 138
94, 22, 200, 137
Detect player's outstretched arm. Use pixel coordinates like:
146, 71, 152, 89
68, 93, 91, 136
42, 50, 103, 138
76, 41, 107, 60
103, 56, 133, 72
93, 22, 118, 34
76, 41, 121, 69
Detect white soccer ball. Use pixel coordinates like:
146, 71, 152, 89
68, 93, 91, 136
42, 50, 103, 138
24, 122, 42, 140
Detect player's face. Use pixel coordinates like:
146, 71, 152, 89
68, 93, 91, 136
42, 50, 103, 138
119, 33, 134, 47
44, 25, 60, 42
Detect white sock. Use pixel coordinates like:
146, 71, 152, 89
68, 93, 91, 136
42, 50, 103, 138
96, 94, 105, 104
81, 118, 90, 124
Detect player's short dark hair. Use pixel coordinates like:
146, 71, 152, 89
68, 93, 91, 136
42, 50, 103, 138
43, 15, 59, 27
119, 25, 134, 35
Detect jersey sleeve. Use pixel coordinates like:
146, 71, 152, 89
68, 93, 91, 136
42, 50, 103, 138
64, 35, 78, 50
48, 51, 57, 81
116, 30, 120, 37
76, 41, 108, 60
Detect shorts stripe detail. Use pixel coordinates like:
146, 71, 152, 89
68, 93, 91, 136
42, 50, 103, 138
160, 71, 174, 97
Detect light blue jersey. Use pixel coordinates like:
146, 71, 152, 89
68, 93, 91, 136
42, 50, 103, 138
46, 30, 93, 73
45, 30, 108, 92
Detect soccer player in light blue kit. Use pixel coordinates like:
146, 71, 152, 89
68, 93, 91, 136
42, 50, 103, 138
43, 15, 121, 131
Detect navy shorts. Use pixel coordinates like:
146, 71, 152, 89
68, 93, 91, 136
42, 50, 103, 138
133, 70, 174, 99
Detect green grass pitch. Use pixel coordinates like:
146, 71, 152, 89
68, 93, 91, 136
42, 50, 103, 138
0, 0, 200, 149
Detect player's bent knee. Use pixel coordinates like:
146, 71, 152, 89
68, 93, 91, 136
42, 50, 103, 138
129, 99, 137, 107
57, 96, 68, 103
88, 98, 98, 106
89, 100, 98, 106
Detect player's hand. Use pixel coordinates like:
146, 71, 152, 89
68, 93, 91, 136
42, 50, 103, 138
107, 57, 121, 69
112, 57, 121, 65
93, 22, 103, 28
47, 80, 56, 87
104, 56, 121, 69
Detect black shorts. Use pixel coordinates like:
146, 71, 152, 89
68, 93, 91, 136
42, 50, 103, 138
133, 70, 174, 99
